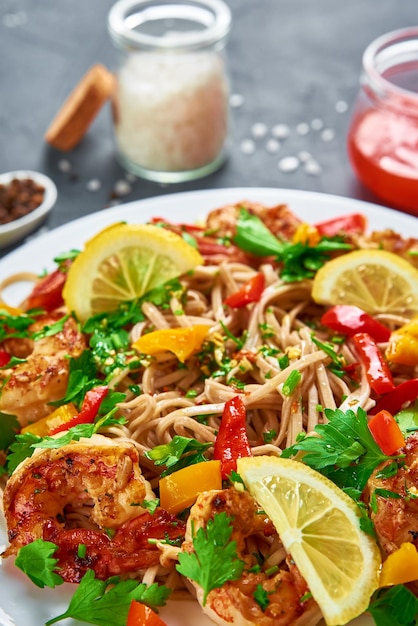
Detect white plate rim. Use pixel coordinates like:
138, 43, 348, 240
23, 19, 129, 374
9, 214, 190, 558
0, 186, 416, 281
0, 186, 416, 626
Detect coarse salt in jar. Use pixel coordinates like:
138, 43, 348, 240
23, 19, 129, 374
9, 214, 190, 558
347, 27, 418, 215
108, 0, 231, 183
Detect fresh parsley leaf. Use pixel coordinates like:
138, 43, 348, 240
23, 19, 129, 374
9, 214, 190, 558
48, 350, 100, 409
262, 429, 277, 444
0, 411, 19, 450
233, 209, 352, 283
31, 315, 68, 340
368, 585, 418, 626
375, 460, 399, 480
138, 498, 160, 514
54, 249, 80, 264
145, 435, 211, 476
282, 407, 392, 492
139, 278, 184, 309
1, 355, 26, 369
45, 569, 171, 626
229, 470, 246, 486
278, 238, 352, 283
33, 411, 127, 450
396, 401, 418, 436
0, 310, 35, 341
181, 231, 198, 249
97, 390, 126, 416
176, 512, 245, 604
6, 431, 42, 472
253, 583, 270, 611
234, 208, 285, 257
15, 540, 64, 588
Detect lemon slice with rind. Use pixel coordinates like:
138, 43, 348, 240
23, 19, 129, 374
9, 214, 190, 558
237, 456, 381, 626
312, 249, 418, 317
63, 223, 203, 321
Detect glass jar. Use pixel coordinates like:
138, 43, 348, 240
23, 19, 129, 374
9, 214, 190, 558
347, 27, 418, 215
108, 0, 231, 183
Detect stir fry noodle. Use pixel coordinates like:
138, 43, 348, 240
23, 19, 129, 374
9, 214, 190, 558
0, 200, 418, 626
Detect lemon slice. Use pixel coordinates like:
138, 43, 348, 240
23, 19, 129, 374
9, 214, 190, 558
63, 223, 203, 321
237, 456, 381, 626
312, 249, 418, 316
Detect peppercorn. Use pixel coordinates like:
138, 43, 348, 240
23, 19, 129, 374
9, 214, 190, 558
0, 177, 45, 224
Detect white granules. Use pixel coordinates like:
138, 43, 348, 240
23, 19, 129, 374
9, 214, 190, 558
113, 51, 229, 173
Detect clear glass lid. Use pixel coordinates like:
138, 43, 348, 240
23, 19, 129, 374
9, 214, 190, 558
108, 0, 231, 51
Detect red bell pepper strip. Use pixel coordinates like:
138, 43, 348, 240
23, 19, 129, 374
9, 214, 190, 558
49, 385, 109, 435
321, 305, 391, 343
352, 333, 395, 395
24, 268, 67, 312
368, 409, 405, 456
224, 273, 265, 308
213, 395, 251, 479
127, 600, 168, 626
369, 378, 418, 416
0, 349, 11, 367
314, 213, 367, 237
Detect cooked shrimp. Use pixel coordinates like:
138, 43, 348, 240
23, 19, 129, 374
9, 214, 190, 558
356, 229, 418, 269
205, 202, 302, 241
2, 434, 185, 582
181, 488, 321, 626
365, 432, 418, 556
0, 314, 86, 426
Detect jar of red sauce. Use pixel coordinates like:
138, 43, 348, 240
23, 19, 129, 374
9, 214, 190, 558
347, 27, 418, 215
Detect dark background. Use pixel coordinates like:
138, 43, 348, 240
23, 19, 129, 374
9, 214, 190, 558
1, 0, 417, 248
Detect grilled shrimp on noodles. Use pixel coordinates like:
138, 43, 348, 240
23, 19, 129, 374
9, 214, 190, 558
2, 434, 185, 582
366, 432, 418, 558
181, 487, 321, 626
0, 314, 86, 427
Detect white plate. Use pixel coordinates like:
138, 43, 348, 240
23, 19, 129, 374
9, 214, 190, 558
0, 187, 417, 626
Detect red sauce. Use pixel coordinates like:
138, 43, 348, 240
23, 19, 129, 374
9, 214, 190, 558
348, 107, 418, 215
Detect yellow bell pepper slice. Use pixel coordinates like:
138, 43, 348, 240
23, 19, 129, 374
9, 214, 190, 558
159, 460, 222, 514
386, 318, 418, 366
379, 542, 418, 587
21, 403, 78, 437
292, 223, 321, 247
132, 325, 209, 363
0, 301, 23, 316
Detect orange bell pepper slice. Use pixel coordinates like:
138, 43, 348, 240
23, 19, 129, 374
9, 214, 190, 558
21, 403, 78, 437
368, 409, 405, 456
126, 600, 167, 626
159, 460, 222, 514
380, 543, 418, 587
132, 325, 209, 363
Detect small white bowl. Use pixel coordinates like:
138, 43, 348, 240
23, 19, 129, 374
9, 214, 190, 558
0, 170, 57, 249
